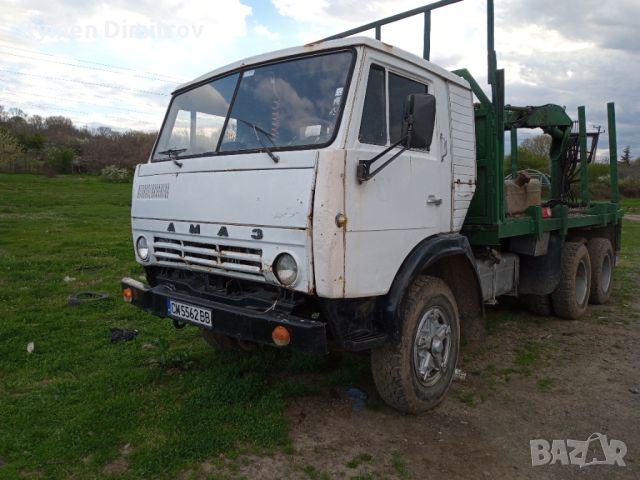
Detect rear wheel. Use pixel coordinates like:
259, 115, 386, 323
520, 294, 554, 316
371, 276, 460, 414
587, 238, 614, 305
551, 242, 591, 319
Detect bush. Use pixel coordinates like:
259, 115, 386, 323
100, 165, 130, 183
0, 129, 22, 172
505, 149, 550, 175
46, 147, 75, 174
588, 163, 610, 182
619, 176, 640, 198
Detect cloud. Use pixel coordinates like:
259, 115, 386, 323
503, 0, 640, 53
271, 0, 639, 157
254, 24, 279, 41
497, 0, 640, 157
0, 0, 253, 131
1, 0, 637, 157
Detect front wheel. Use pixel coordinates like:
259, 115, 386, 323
371, 276, 460, 414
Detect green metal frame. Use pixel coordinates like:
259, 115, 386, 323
321, 0, 623, 246
453, 1, 622, 245
318, 0, 463, 61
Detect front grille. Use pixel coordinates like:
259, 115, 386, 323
152, 236, 263, 280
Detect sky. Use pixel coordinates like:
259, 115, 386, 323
0, 0, 638, 159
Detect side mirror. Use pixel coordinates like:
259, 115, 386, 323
401, 93, 436, 150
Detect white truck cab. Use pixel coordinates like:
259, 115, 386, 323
123, 37, 482, 412
130, 37, 475, 295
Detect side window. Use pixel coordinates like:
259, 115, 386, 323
358, 64, 386, 146
388, 73, 428, 144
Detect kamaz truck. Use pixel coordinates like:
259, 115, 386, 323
121, 0, 623, 413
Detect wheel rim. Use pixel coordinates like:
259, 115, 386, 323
601, 253, 612, 293
575, 258, 588, 306
413, 306, 452, 387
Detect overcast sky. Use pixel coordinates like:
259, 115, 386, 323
0, 0, 637, 159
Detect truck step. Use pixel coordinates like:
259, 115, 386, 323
342, 330, 388, 351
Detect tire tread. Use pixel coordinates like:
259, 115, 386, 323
587, 238, 613, 305
551, 242, 591, 319
371, 276, 459, 414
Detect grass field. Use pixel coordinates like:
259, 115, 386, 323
621, 197, 640, 213
0, 174, 362, 479
0, 174, 638, 479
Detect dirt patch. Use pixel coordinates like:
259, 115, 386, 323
102, 444, 134, 475
208, 299, 639, 479
19, 470, 44, 478
103, 457, 129, 475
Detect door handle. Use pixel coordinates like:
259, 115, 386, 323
427, 195, 442, 206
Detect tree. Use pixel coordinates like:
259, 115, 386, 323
16, 132, 46, 151
0, 129, 23, 172
505, 134, 552, 174
520, 134, 552, 159
46, 147, 75, 174
620, 145, 631, 166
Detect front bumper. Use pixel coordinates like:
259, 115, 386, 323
120, 277, 327, 355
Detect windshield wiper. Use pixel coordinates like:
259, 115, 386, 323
236, 119, 279, 163
158, 148, 187, 167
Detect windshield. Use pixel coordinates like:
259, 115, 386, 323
153, 50, 354, 161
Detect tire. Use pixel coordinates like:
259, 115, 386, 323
520, 294, 554, 316
371, 276, 460, 414
201, 330, 258, 352
587, 238, 614, 305
551, 242, 592, 319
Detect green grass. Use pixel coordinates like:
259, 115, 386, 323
391, 451, 410, 479
537, 376, 554, 391
620, 198, 640, 213
0, 174, 636, 478
302, 464, 331, 480
613, 218, 640, 303
346, 453, 372, 469
459, 391, 476, 407
511, 341, 543, 376
0, 174, 319, 479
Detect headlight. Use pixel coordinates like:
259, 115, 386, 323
274, 253, 298, 286
136, 236, 149, 261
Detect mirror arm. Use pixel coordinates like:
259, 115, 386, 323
357, 132, 410, 182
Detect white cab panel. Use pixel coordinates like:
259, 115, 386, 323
133, 151, 317, 229
312, 150, 347, 298
448, 82, 476, 231
340, 50, 456, 298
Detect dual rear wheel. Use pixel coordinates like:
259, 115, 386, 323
522, 238, 614, 319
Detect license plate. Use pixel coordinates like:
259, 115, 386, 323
166, 299, 212, 327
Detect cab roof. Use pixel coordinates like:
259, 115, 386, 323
174, 36, 470, 94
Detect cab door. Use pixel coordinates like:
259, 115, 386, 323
342, 55, 451, 297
